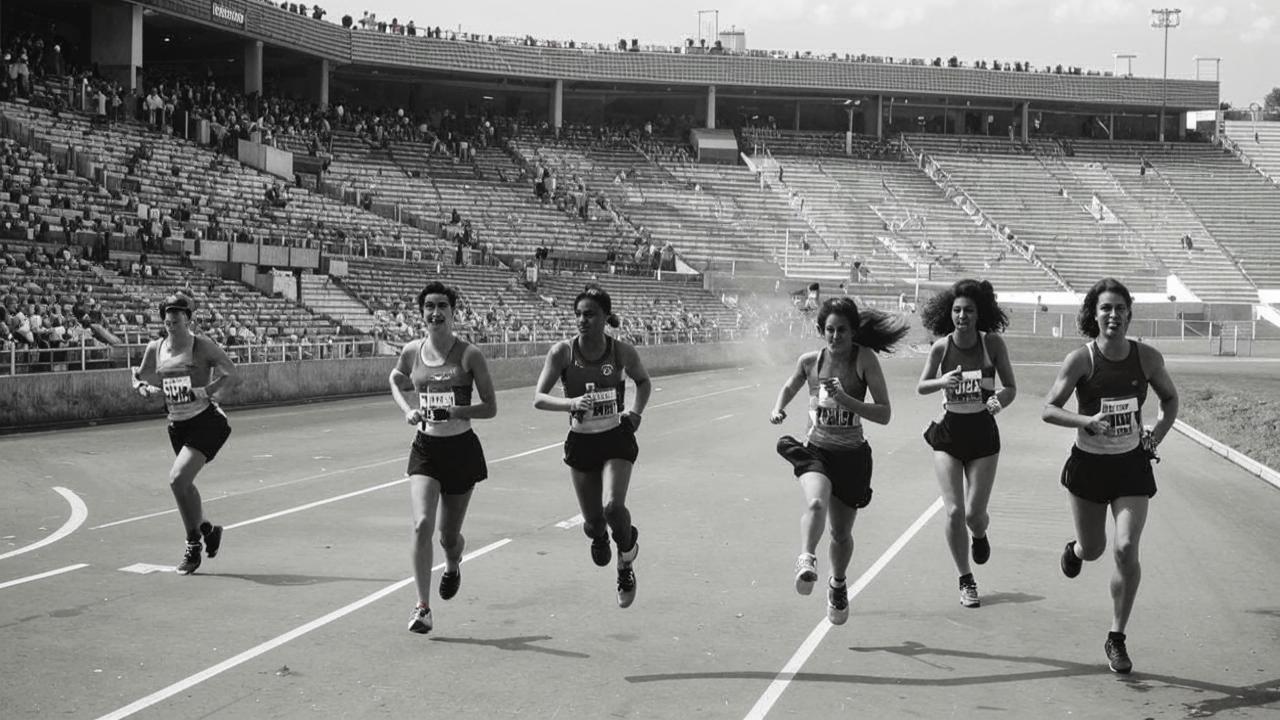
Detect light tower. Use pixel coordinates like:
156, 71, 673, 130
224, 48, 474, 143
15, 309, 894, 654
1150, 8, 1182, 142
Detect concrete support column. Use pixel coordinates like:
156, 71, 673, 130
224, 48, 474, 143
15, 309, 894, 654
793, 101, 801, 131
1178, 111, 1188, 140
244, 40, 263, 96
1020, 102, 1030, 143
90, 2, 142, 91
310, 58, 330, 109
874, 95, 884, 140
706, 85, 717, 129
550, 79, 563, 133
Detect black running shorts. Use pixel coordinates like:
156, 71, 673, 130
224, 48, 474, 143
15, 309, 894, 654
1060, 445, 1157, 504
563, 424, 639, 473
780, 439, 874, 510
407, 430, 488, 495
923, 411, 1001, 463
168, 405, 232, 462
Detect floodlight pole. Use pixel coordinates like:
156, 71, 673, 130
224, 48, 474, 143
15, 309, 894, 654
1151, 8, 1181, 143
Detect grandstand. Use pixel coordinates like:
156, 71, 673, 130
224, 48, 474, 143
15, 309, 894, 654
1, 0, 1277, 378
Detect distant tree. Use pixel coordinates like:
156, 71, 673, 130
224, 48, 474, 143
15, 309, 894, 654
1266, 87, 1280, 111
947, 56, 959, 68
1219, 101, 1232, 111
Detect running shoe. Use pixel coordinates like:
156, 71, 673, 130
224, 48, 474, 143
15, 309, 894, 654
827, 581, 849, 625
618, 526, 639, 564
794, 553, 818, 595
202, 524, 223, 559
1061, 540, 1083, 579
590, 532, 612, 567
959, 575, 981, 608
1105, 634, 1132, 674
408, 605, 433, 634
177, 541, 202, 575
617, 565, 637, 608
971, 534, 990, 565
439, 570, 461, 601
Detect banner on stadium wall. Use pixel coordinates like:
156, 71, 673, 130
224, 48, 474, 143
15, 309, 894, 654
211, 1, 246, 28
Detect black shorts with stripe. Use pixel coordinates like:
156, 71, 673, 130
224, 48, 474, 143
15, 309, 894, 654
1060, 445, 1157, 504
168, 405, 232, 462
563, 424, 639, 473
923, 410, 1001, 463
407, 430, 488, 495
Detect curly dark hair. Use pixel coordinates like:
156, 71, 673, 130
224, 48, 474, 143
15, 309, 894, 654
575, 284, 620, 328
416, 281, 459, 312
919, 279, 1008, 336
815, 296, 909, 353
1077, 277, 1133, 338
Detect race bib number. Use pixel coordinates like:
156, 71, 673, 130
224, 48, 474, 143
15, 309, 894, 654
585, 389, 618, 420
419, 391, 454, 429
814, 404, 857, 427
946, 370, 984, 404
162, 376, 196, 406
1101, 397, 1139, 438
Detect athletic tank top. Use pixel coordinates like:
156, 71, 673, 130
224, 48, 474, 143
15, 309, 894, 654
561, 336, 626, 435
938, 333, 996, 415
1075, 340, 1148, 455
403, 338, 474, 437
155, 335, 214, 422
806, 348, 867, 450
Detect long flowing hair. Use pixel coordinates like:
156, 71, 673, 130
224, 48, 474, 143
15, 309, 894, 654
816, 296, 909, 353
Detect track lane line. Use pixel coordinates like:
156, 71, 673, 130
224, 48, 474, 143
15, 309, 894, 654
743, 497, 944, 720
94, 539, 511, 720
0, 487, 88, 561
0, 563, 91, 591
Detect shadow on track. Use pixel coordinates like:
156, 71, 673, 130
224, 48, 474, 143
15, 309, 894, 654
431, 635, 591, 659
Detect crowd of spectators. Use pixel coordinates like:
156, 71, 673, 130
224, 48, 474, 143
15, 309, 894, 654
0, 242, 112, 358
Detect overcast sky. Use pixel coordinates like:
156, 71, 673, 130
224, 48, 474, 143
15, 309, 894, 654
326, 0, 1275, 108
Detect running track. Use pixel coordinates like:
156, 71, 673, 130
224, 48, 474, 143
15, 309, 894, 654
2, 357, 1278, 719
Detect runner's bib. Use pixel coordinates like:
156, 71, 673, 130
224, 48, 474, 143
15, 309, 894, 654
1101, 396, 1139, 438
945, 370, 984, 405
163, 376, 196, 407
585, 389, 619, 420
419, 391, 454, 430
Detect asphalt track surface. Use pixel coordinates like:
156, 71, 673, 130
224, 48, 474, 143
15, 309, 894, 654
2, 357, 1279, 720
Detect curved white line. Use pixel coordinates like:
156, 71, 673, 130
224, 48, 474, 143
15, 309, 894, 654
0, 487, 88, 562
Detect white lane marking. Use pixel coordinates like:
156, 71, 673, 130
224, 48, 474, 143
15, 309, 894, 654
217, 443, 565, 533
118, 563, 175, 575
555, 514, 585, 529
95, 539, 511, 720
0, 487, 88, 562
87, 380, 754, 532
91, 457, 404, 530
650, 384, 755, 409
712, 414, 735, 422
0, 563, 90, 590
743, 497, 944, 720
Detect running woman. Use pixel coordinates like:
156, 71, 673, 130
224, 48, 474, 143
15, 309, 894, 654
390, 281, 498, 634
534, 285, 651, 608
916, 279, 1017, 608
1042, 278, 1178, 674
132, 292, 238, 575
770, 296, 908, 625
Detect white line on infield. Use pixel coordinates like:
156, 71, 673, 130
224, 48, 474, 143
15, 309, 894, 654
0, 563, 91, 591
95, 539, 511, 720
742, 496, 944, 720
91, 383, 755, 532
0, 487, 88, 562
555, 514, 585, 529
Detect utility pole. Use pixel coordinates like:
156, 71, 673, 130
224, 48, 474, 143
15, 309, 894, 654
1150, 8, 1182, 143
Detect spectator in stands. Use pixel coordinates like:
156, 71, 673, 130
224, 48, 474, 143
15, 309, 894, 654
131, 292, 239, 575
